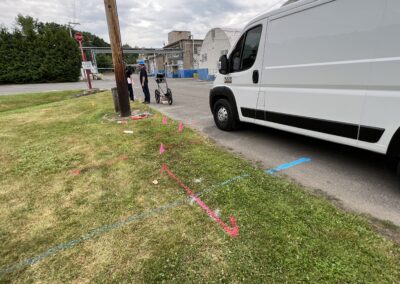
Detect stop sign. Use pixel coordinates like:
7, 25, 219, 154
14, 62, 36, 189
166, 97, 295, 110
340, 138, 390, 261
74, 32, 83, 42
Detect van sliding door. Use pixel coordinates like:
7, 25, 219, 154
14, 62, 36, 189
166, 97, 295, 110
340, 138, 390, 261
259, 0, 385, 146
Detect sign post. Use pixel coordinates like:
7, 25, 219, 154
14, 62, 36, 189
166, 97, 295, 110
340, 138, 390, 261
74, 32, 92, 90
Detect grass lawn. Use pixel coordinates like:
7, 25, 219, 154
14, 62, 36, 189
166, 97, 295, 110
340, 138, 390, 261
0, 90, 399, 283
0, 90, 83, 113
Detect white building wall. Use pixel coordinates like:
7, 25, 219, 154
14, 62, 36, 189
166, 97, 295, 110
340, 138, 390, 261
199, 28, 241, 75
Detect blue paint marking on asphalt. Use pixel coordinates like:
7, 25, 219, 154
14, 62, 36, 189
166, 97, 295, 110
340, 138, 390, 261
0, 173, 249, 275
265, 157, 311, 174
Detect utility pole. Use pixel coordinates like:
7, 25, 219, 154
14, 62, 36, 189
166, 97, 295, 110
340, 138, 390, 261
68, 22, 80, 38
104, 0, 131, 117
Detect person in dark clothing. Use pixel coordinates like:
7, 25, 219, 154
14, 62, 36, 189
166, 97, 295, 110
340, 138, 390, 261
126, 68, 134, 101
139, 64, 150, 104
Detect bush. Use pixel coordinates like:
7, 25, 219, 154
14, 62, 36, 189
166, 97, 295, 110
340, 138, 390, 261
0, 15, 81, 84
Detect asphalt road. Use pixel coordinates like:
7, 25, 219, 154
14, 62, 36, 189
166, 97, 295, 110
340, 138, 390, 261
1, 75, 399, 226
0, 76, 115, 95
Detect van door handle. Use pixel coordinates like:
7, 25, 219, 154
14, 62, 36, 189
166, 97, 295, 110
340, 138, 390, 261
252, 70, 259, 84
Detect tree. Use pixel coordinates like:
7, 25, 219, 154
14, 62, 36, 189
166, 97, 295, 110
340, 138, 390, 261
0, 15, 81, 84
122, 43, 138, 65
96, 54, 113, 69
72, 30, 113, 69
72, 31, 138, 70
15, 15, 38, 38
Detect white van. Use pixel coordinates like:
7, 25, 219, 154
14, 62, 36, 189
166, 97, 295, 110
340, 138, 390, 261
210, 0, 400, 173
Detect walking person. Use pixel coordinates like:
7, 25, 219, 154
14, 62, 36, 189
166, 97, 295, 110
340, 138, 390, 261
139, 63, 150, 104
126, 68, 134, 101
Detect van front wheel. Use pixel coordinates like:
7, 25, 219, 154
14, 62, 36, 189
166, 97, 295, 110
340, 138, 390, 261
213, 98, 238, 131
397, 160, 400, 178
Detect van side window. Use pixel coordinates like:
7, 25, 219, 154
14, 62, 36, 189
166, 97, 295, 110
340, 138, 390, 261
230, 35, 245, 72
229, 25, 262, 73
241, 25, 262, 70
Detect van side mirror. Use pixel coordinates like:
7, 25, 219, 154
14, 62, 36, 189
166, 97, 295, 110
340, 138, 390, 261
219, 55, 229, 75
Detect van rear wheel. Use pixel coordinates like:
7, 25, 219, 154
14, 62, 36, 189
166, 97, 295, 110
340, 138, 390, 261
213, 98, 238, 131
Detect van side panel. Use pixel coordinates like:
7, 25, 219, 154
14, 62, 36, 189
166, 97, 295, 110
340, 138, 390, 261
257, 0, 386, 152
358, 0, 400, 154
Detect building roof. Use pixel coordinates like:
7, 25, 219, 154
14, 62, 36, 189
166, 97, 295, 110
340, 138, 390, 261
201, 28, 242, 47
168, 30, 191, 33
219, 28, 242, 46
164, 38, 203, 49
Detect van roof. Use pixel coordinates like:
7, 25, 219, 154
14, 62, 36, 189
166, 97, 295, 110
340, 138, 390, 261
245, 0, 318, 28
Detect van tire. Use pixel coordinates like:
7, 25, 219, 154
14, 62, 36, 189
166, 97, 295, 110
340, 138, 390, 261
213, 98, 238, 131
397, 160, 400, 178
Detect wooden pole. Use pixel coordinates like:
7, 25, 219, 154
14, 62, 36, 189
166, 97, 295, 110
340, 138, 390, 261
104, 0, 131, 117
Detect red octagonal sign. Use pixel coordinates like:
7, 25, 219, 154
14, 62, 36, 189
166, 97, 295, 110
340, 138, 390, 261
74, 32, 83, 42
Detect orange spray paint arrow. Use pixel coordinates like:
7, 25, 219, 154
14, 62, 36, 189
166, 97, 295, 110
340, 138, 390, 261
161, 165, 239, 237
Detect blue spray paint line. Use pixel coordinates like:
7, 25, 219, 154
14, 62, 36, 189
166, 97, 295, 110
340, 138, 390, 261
0, 200, 184, 275
191, 174, 249, 202
0, 173, 249, 275
203, 174, 250, 191
265, 157, 311, 174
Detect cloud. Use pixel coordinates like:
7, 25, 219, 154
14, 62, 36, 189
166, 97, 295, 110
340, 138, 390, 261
0, 0, 285, 47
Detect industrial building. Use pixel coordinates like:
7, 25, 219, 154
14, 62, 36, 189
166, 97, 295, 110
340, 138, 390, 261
144, 29, 242, 80
147, 31, 203, 78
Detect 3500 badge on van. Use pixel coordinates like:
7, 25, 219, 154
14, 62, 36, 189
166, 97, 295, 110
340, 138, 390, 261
224, 76, 232, 84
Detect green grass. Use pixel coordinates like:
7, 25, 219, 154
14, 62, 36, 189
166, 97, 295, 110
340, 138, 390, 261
0, 91, 399, 283
0, 89, 83, 113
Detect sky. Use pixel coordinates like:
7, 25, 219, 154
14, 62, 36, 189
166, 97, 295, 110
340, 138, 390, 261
0, 0, 286, 47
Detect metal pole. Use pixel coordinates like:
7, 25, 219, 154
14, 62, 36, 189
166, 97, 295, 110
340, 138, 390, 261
78, 40, 92, 89
104, 0, 131, 117
68, 22, 80, 38
191, 34, 195, 69
91, 50, 97, 69
154, 52, 157, 73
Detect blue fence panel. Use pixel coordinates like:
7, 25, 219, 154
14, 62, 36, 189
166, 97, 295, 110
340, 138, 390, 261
208, 74, 216, 81
197, 68, 209, 81
166, 72, 178, 78
177, 69, 196, 78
